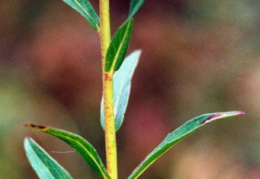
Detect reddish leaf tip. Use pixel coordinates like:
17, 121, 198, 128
23, 123, 31, 127
200, 111, 244, 125
236, 111, 245, 115
23, 123, 49, 132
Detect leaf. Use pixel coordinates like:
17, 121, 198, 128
101, 50, 141, 131
61, 0, 100, 30
24, 124, 110, 178
129, 0, 145, 19
24, 137, 73, 179
128, 111, 245, 179
105, 19, 134, 72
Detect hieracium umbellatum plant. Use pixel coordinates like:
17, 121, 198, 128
23, 1, 244, 178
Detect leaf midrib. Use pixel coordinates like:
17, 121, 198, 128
49, 132, 108, 177
109, 21, 132, 72
72, 0, 99, 30
29, 141, 56, 178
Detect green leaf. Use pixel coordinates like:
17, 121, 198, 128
105, 19, 134, 72
101, 50, 141, 131
129, 0, 145, 19
24, 124, 110, 178
128, 111, 244, 179
61, 0, 100, 30
24, 137, 72, 179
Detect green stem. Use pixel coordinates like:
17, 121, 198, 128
99, 0, 118, 179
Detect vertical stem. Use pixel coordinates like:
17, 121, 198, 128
103, 72, 117, 179
99, 0, 111, 64
99, 0, 118, 178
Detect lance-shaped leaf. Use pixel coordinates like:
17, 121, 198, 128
105, 19, 133, 72
128, 111, 244, 179
101, 50, 141, 131
129, 0, 145, 19
24, 124, 110, 178
61, 0, 100, 30
24, 137, 72, 179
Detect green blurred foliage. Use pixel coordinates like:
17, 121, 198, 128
0, 0, 259, 178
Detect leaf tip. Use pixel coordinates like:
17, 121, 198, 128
23, 123, 49, 132
135, 49, 142, 54
24, 136, 31, 143
236, 111, 245, 115
200, 111, 245, 125
24, 137, 34, 150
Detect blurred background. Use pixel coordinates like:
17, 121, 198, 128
0, 0, 259, 178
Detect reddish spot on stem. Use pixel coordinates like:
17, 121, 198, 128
105, 73, 110, 80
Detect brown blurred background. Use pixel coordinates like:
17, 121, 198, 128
0, 0, 259, 178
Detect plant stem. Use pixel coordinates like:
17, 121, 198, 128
103, 72, 117, 179
99, 0, 118, 179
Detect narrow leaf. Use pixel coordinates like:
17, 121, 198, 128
24, 124, 110, 178
129, 0, 145, 19
61, 0, 100, 30
24, 137, 72, 179
128, 111, 244, 179
105, 19, 134, 72
101, 50, 141, 131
